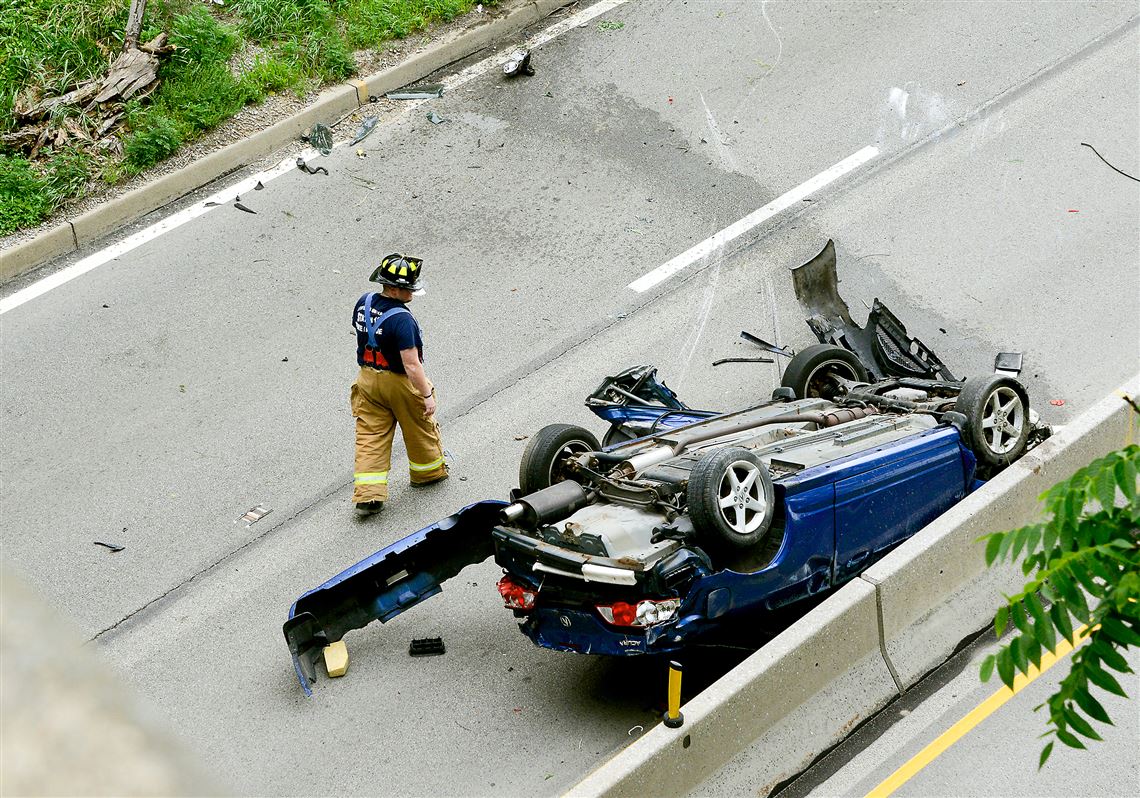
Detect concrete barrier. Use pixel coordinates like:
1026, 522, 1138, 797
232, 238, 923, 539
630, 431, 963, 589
865, 374, 1139, 689
568, 375, 1139, 798
569, 579, 897, 798
1, 0, 575, 284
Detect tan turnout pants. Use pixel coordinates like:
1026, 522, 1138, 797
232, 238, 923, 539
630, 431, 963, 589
351, 367, 447, 502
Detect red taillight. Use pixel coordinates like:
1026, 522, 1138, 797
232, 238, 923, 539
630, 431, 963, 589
597, 598, 682, 628
611, 601, 637, 626
497, 575, 536, 610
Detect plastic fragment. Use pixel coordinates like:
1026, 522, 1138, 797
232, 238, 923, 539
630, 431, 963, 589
309, 123, 333, 155
93, 541, 125, 552
234, 202, 257, 214
1049, 399, 1066, 407
350, 115, 379, 145
386, 84, 443, 100
237, 504, 272, 526
427, 111, 447, 125
296, 157, 328, 176
254, 180, 265, 190
409, 637, 445, 656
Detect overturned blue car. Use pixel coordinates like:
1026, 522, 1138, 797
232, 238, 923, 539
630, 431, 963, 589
283, 242, 1046, 694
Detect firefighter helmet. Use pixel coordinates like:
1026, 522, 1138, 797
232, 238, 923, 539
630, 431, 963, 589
369, 253, 424, 291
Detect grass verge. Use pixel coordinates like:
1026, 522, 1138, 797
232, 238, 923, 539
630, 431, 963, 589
0, 0, 491, 236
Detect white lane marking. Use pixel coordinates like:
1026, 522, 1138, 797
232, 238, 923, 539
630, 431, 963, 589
627, 145, 881, 293
0, 0, 631, 316
0, 150, 316, 316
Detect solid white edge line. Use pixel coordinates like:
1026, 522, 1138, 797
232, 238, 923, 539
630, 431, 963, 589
0, 0, 631, 317
627, 144, 881, 293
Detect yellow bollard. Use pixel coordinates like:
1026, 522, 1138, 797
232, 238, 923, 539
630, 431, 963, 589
663, 660, 684, 728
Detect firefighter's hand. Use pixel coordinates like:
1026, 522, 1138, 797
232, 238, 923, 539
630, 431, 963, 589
424, 394, 437, 417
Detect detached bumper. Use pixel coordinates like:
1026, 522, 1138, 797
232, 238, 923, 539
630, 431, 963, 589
283, 500, 507, 695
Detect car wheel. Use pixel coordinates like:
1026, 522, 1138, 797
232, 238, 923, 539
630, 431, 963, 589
687, 447, 776, 551
954, 375, 1031, 469
518, 424, 600, 494
781, 344, 869, 400
601, 423, 636, 448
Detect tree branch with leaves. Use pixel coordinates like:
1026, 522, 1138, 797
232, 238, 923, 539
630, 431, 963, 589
977, 407, 1138, 767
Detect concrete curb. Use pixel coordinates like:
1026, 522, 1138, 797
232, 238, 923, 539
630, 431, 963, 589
568, 375, 1139, 798
0, 0, 574, 284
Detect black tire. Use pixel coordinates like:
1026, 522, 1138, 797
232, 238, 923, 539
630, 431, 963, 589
954, 375, 1030, 469
781, 344, 869, 400
518, 424, 600, 495
601, 423, 637, 448
687, 447, 776, 551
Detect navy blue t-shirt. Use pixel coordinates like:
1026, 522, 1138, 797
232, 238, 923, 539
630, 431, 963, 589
353, 293, 423, 373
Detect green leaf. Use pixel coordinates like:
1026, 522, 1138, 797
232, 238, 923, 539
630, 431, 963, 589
1070, 562, 1105, 598
1025, 593, 1056, 651
998, 527, 1017, 561
1038, 741, 1054, 768
1050, 602, 1075, 644
1062, 706, 1103, 741
1010, 526, 1030, 562
1073, 686, 1113, 725
1091, 640, 1132, 674
1011, 636, 1030, 675
1084, 660, 1128, 697
1012, 603, 1033, 636
980, 653, 996, 682
1055, 727, 1086, 750
1095, 467, 1118, 509
997, 646, 1015, 688
1042, 521, 1059, 555
1024, 634, 1043, 669
985, 533, 1003, 565
1101, 616, 1140, 647
995, 605, 1009, 637
1025, 524, 1043, 556
1115, 458, 1137, 501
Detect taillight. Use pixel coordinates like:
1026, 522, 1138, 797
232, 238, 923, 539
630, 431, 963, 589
596, 598, 681, 628
497, 575, 536, 610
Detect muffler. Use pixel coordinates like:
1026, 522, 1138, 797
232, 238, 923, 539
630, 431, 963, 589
501, 480, 590, 528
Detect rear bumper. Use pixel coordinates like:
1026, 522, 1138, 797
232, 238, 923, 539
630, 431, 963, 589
518, 607, 692, 656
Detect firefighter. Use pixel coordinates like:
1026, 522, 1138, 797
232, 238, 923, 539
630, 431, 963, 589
350, 253, 447, 514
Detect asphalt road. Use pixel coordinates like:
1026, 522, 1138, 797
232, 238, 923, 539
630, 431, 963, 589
2, 1, 1138, 794
771, 634, 1140, 798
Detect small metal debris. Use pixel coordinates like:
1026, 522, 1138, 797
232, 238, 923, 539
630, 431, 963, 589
628, 725, 644, 736
234, 202, 257, 214
254, 180, 265, 190
385, 84, 444, 100
296, 156, 328, 175
101, 303, 109, 308
503, 50, 535, 78
350, 115, 379, 145
281, 357, 289, 362
514, 435, 529, 441
427, 111, 447, 125
237, 504, 272, 527
409, 637, 445, 657
94, 541, 125, 552
740, 331, 793, 358
309, 123, 333, 155
713, 357, 775, 366
204, 201, 221, 207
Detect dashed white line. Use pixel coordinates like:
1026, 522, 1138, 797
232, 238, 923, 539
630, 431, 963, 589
0, 0, 631, 317
627, 144, 881, 293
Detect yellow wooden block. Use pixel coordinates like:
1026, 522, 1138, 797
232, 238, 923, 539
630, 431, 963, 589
323, 641, 349, 678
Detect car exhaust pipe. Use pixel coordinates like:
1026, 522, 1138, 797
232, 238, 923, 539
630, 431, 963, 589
501, 480, 591, 528
669, 407, 878, 455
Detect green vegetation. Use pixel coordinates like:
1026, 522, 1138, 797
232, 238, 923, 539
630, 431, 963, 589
979, 409, 1139, 767
0, 0, 488, 234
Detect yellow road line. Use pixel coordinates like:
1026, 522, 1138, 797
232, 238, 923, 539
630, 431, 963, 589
865, 630, 1089, 798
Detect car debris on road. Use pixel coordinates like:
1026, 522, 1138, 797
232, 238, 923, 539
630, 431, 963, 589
385, 84, 444, 100
503, 50, 535, 78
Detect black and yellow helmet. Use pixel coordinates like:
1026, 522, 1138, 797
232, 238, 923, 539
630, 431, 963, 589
369, 253, 424, 291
